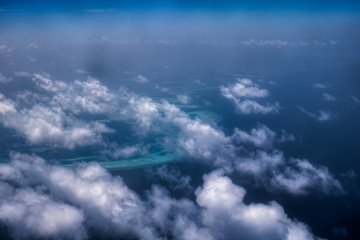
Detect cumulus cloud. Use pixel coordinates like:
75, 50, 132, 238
321, 93, 336, 101
272, 158, 344, 195
0, 153, 154, 240
195, 170, 321, 240
0, 186, 86, 240
0, 73, 343, 196
233, 149, 343, 195
0, 154, 323, 240
235, 150, 284, 177
232, 124, 276, 147
299, 107, 333, 121
32, 74, 116, 114
220, 78, 280, 114
0, 98, 111, 149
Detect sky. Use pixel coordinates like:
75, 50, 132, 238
0, 1, 360, 240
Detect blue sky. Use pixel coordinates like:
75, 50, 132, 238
1, 0, 360, 13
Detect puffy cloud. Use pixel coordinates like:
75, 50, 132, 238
0, 153, 155, 240
0, 93, 16, 114
0, 72, 12, 83
158, 101, 233, 167
220, 78, 280, 114
32, 73, 68, 92
321, 93, 336, 101
299, 107, 333, 121
1, 73, 343, 197
235, 150, 284, 177
221, 78, 269, 98
232, 124, 276, 147
0, 153, 328, 240
0, 187, 86, 240
272, 158, 344, 195
126, 94, 160, 132
0, 104, 111, 149
147, 186, 214, 240
177, 95, 191, 104
33, 74, 116, 114
234, 150, 343, 195
195, 171, 320, 240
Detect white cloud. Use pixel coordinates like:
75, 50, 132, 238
234, 100, 280, 114
349, 95, 360, 105
33, 74, 116, 114
0, 45, 13, 53
13, 71, 32, 78
0, 93, 16, 114
272, 158, 344, 195
177, 95, 191, 104
235, 151, 284, 177
0, 104, 111, 149
220, 78, 280, 114
74, 68, 87, 74
241, 39, 328, 48
0, 73, 343, 197
26, 42, 38, 50
155, 85, 170, 93
221, 78, 269, 98
0, 72, 12, 83
317, 110, 333, 121
313, 83, 327, 89
0, 153, 331, 240
135, 75, 149, 83
232, 124, 276, 147
195, 171, 321, 240
321, 93, 336, 101
299, 107, 333, 121
159, 101, 233, 167
233, 150, 343, 195
0, 187, 86, 240
0, 153, 155, 239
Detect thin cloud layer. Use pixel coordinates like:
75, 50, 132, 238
299, 107, 333, 121
0, 73, 12, 83
321, 93, 336, 102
